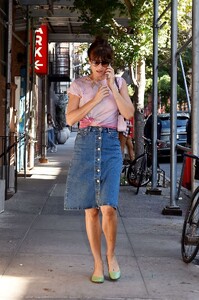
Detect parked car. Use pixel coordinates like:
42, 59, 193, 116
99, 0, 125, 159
158, 112, 190, 157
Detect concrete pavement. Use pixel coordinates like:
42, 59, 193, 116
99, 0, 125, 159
0, 131, 199, 300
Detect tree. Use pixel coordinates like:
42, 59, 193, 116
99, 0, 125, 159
71, 0, 192, 155
71, 0, 149, 155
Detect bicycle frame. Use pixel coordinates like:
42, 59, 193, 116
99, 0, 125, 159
176, 152, 199, 201
127, 137, 152, 193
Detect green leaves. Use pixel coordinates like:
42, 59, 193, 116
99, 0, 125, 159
72, 0, 192, 102
72, 0, 126, 36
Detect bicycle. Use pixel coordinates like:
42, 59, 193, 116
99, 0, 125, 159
120, 159, 131, 186
126, 136, 152, 194
181, 153, 199, 263
126, 136, 165, 194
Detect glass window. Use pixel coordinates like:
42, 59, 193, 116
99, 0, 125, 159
161, 119, 170, 129
177, 117, 189, 127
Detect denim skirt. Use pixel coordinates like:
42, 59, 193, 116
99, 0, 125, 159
64, 126, 122, 210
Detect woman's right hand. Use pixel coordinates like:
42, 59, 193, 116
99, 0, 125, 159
67, 85, 110, 126
94, 85, 110, 104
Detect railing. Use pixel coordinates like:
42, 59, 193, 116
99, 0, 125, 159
0, 133, 26, 200
49, 52, 70, 75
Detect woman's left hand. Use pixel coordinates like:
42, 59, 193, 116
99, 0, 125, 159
105, 65, 115, 88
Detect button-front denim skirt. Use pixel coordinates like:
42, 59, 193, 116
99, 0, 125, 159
64, 126, 122, 210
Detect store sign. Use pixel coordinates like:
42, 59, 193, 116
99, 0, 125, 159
34, 24, 48, 75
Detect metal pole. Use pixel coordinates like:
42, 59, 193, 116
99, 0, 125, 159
24, 8, 31, 178
29, 20, 35, 170
179, 55, 191, 113
192, 0, 199, 191
39, 75, 48, 163
151, 0, 159, 191
162, 0, 182, 215
169, 0, 179, 210
5, 0, 12, 138
4, 0, 13, 196
44, 75, 48, 158
150, 1, 173, 195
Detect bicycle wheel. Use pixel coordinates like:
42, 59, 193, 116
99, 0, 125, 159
181, 186, 199, 263
127, 155, 151, 187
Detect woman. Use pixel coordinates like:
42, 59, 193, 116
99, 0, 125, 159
47, 113, 57, 153
119, 117, 134, 162
64, 37, 134, 283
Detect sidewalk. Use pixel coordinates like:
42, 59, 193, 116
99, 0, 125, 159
0, 131, 199, 300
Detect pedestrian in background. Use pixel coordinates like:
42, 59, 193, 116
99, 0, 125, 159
64, 36, 134, 283
47, 113, 57, 153
119, 117, 134, 162
144, 103, 162, 141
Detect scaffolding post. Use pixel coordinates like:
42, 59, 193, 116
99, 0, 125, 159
162, 0, 182, 216
39, 75, 48, 163
192, 0, 199, 192
147, 0, 162, 195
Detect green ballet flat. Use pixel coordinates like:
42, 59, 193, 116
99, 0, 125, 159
109, 270, 121, 281
91, 274, 104, 283
106, 256, 121, 281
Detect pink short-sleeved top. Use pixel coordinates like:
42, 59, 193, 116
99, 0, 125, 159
68, 76, 124, 128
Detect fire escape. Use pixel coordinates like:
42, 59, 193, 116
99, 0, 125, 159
49, 43, 71, 93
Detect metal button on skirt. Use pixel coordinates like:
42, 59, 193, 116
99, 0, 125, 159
64, 126, 122, 210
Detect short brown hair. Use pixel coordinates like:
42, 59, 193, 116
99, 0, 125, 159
88, 36, 113, 63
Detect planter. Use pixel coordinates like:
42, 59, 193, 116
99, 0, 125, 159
56, 127, 70, 144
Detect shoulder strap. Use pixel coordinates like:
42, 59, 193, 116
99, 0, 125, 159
114, 77, 120, 91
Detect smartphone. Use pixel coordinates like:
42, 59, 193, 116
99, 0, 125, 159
106, 64, 111, 79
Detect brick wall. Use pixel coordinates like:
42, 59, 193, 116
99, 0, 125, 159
12, 31, 27, 79
0, 75, 6, 137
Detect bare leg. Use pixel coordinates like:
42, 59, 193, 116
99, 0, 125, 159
100, 206, 120, 273
126, 137, 134, 161
85, 208, 104, 277
119, 132, 127, 159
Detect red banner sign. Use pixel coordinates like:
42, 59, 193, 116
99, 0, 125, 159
34, 24, 48, 75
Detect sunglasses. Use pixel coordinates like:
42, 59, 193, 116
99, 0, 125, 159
90, 60, 110, 67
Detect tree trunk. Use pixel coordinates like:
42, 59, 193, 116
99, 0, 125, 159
131, 59, 146, 158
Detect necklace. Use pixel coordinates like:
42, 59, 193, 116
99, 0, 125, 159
88, 75, 105, 88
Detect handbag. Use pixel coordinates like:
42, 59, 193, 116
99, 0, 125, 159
117, 114, 127, 132
115, 77, 127, 132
